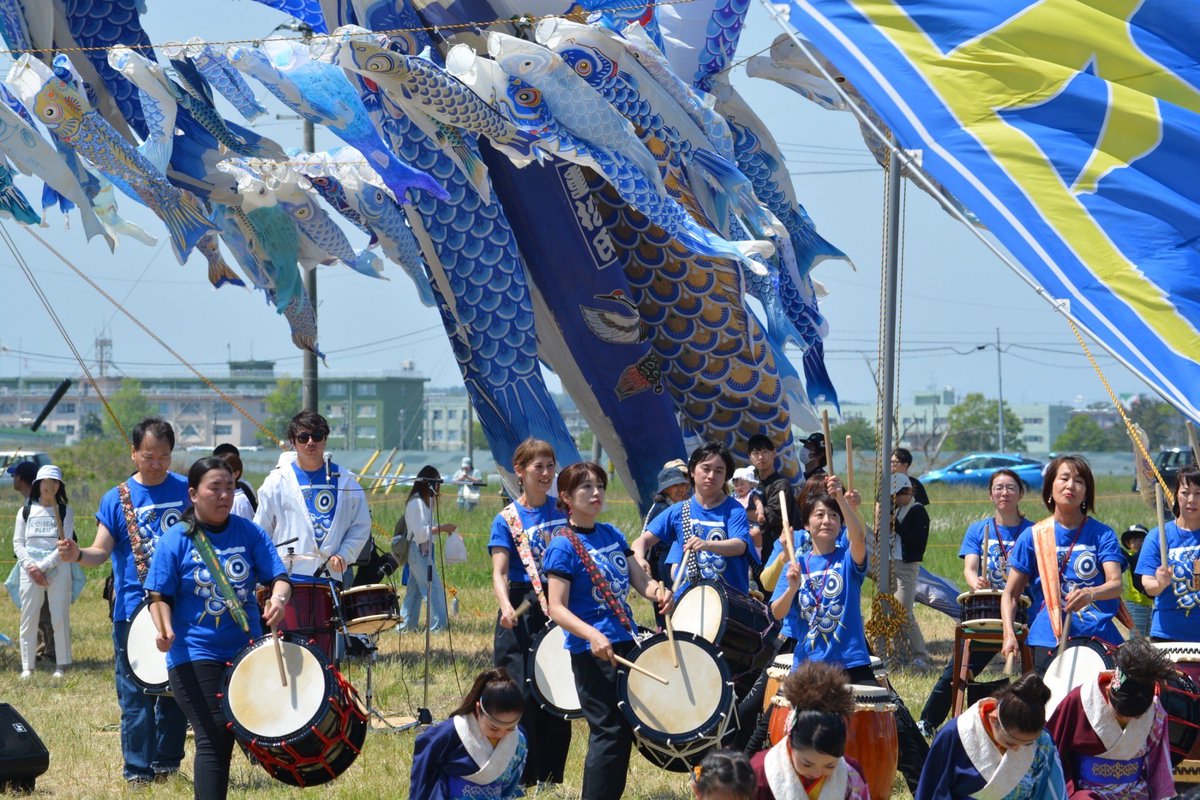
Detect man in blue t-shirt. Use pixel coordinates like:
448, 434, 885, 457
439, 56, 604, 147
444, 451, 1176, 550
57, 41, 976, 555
58, 418, 190, 786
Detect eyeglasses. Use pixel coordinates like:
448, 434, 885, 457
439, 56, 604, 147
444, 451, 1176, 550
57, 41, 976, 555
991, 484, 1021, 494
294, 432, 326, 444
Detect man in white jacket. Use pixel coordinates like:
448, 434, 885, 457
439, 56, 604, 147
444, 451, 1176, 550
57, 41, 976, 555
254, 411, 371, 584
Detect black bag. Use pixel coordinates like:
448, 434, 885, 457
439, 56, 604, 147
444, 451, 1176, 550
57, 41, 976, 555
102, 571, 115, 620
390, 517, 411, 569
0, 704, 48, 792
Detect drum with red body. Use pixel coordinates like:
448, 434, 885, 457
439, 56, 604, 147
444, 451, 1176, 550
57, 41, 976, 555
222, 635, 367, 787
257, 581, 336, 661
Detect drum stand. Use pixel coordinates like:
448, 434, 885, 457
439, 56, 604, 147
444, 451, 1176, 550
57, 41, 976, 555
949, 623, 1033, 718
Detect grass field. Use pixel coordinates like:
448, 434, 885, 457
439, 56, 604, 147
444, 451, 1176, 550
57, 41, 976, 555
0, 472, 1153, 798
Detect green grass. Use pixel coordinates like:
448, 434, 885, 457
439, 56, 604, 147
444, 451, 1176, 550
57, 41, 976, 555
0, 475, 1150, 798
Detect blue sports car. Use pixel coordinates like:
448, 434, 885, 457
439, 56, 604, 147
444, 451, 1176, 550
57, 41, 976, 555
920, 453, 1046, 489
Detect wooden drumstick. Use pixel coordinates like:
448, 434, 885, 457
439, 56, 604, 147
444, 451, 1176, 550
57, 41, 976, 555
1187, 421, 1200, 468
54, 504, 65, 541
613, 654, 669, 685
844, 435, 855, 493
779, 491, 796, 565
1156, 483, 1169, 569
512, 598, 532, 619
271, 625, 287, 687
664, 612, 678, 668
1058, 611, 1073, 656
1004, 650, 1016, 676
821, 410, 834, 472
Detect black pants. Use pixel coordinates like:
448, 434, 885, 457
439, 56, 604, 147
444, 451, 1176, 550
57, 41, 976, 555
572, 640, 637, 800
921, 644, 1000, 728
169, 660, 235, 800
493, 586, 572, 785
736, 637, 797, 753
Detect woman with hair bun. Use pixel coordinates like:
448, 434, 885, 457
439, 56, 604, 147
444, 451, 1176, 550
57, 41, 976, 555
1046, 637, 1176, 799
750, 661, 870, 800
691, 748, 755, 800
916, 673, 1066, 800
409, 667, 527, 799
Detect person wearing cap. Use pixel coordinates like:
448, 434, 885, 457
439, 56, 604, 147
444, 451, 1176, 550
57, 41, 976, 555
1119, 524, 1152, 637
890, 472, 932, 670
1046, 636, 1175, 799
731, 466, 764, 556
453, 456, 483, 511
641, 462, 691, 586
13, 465, 74, 678
254, 410, 371, 584
747, 434, 800, 569
891, 447, 930, 506
798, 432, 828, 480
1136, 464, 1200, 642
6, 461, 56, 664
400, 464, 455, 632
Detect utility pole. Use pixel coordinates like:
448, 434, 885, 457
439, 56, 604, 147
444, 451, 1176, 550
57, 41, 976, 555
995, 327, 1005, 452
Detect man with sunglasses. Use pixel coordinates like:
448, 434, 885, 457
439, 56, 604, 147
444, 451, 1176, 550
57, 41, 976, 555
255, 411, 371, 592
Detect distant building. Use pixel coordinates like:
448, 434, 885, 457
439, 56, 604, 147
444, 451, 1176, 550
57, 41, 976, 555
835, 388, 1071, 455
0, 360, 426, 450
423, 389, 473, 452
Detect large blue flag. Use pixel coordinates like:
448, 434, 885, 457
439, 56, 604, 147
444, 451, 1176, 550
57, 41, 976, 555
783, 0, 1200, 421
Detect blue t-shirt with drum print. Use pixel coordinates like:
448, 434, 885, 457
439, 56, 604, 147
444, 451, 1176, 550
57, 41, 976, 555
1136, 521, 1200, 641
292, 463, 338, 546
959, 517, 1034, 590
647, 495, 759, 598
771, 529, 870, 671
96, 472, 191, 622
487, 498, 567, 585
542, 523, 636, 653
145, 515, 288, 668
1008, 517, 1124, 648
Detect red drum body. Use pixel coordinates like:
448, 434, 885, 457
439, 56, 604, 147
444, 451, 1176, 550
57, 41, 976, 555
258, 581, 336, 662
122, 600, 170, 695
223, 636, 366, 787
618, 632, 736, 772
672, 580, 779, 697
845, 685, 899, 800
339, 584, 399, 635
527, 623, 583, 720
956, 590, 1029, 631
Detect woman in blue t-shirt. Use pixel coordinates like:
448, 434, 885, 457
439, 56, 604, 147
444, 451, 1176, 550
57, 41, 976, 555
1137, 464, 1200, 641
486, 437, 570, 787
1001, 455, 1124, 668
543, 462, 673, 800
144, 457, 291, 800
770, 475, 872, 683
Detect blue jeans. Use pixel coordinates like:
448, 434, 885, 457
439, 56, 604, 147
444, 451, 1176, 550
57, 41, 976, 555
401, 543, 447, 631
112, 619, 188, 781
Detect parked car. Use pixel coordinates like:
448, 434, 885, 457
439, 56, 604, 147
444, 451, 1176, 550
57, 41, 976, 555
1131, 446, 1196, 492
920, 453, 1046, 489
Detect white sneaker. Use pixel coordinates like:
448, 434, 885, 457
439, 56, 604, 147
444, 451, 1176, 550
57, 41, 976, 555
19, 670, 32, 679
53, 668, 66, 679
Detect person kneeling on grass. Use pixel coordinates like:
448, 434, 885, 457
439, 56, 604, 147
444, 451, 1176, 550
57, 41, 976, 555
409, 668, 527, 799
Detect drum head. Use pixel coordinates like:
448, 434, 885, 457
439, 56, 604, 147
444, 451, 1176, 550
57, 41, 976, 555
225, 639, 330, 741
126, 601, 169, 691
530, 624, 583, 719
1044, 640, 1112, 717
672, 581, 728, 644
619, 632, 733, 740
344, 614, 399, 635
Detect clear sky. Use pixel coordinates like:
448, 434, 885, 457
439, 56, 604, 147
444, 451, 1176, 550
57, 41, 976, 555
0, 0, 1148, 413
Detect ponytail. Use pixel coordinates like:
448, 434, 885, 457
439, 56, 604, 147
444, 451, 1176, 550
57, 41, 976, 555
450, 668, 523, 720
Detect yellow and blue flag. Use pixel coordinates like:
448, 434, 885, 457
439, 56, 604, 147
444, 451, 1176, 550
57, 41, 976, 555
785, 0, 1200, 421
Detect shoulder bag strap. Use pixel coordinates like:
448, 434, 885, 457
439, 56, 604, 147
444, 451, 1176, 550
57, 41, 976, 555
190, 527, 252, 635
679, 498, 701, 583
500, 503, 549, 616
563, 529, 634, 634
118, 482, 152, 583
